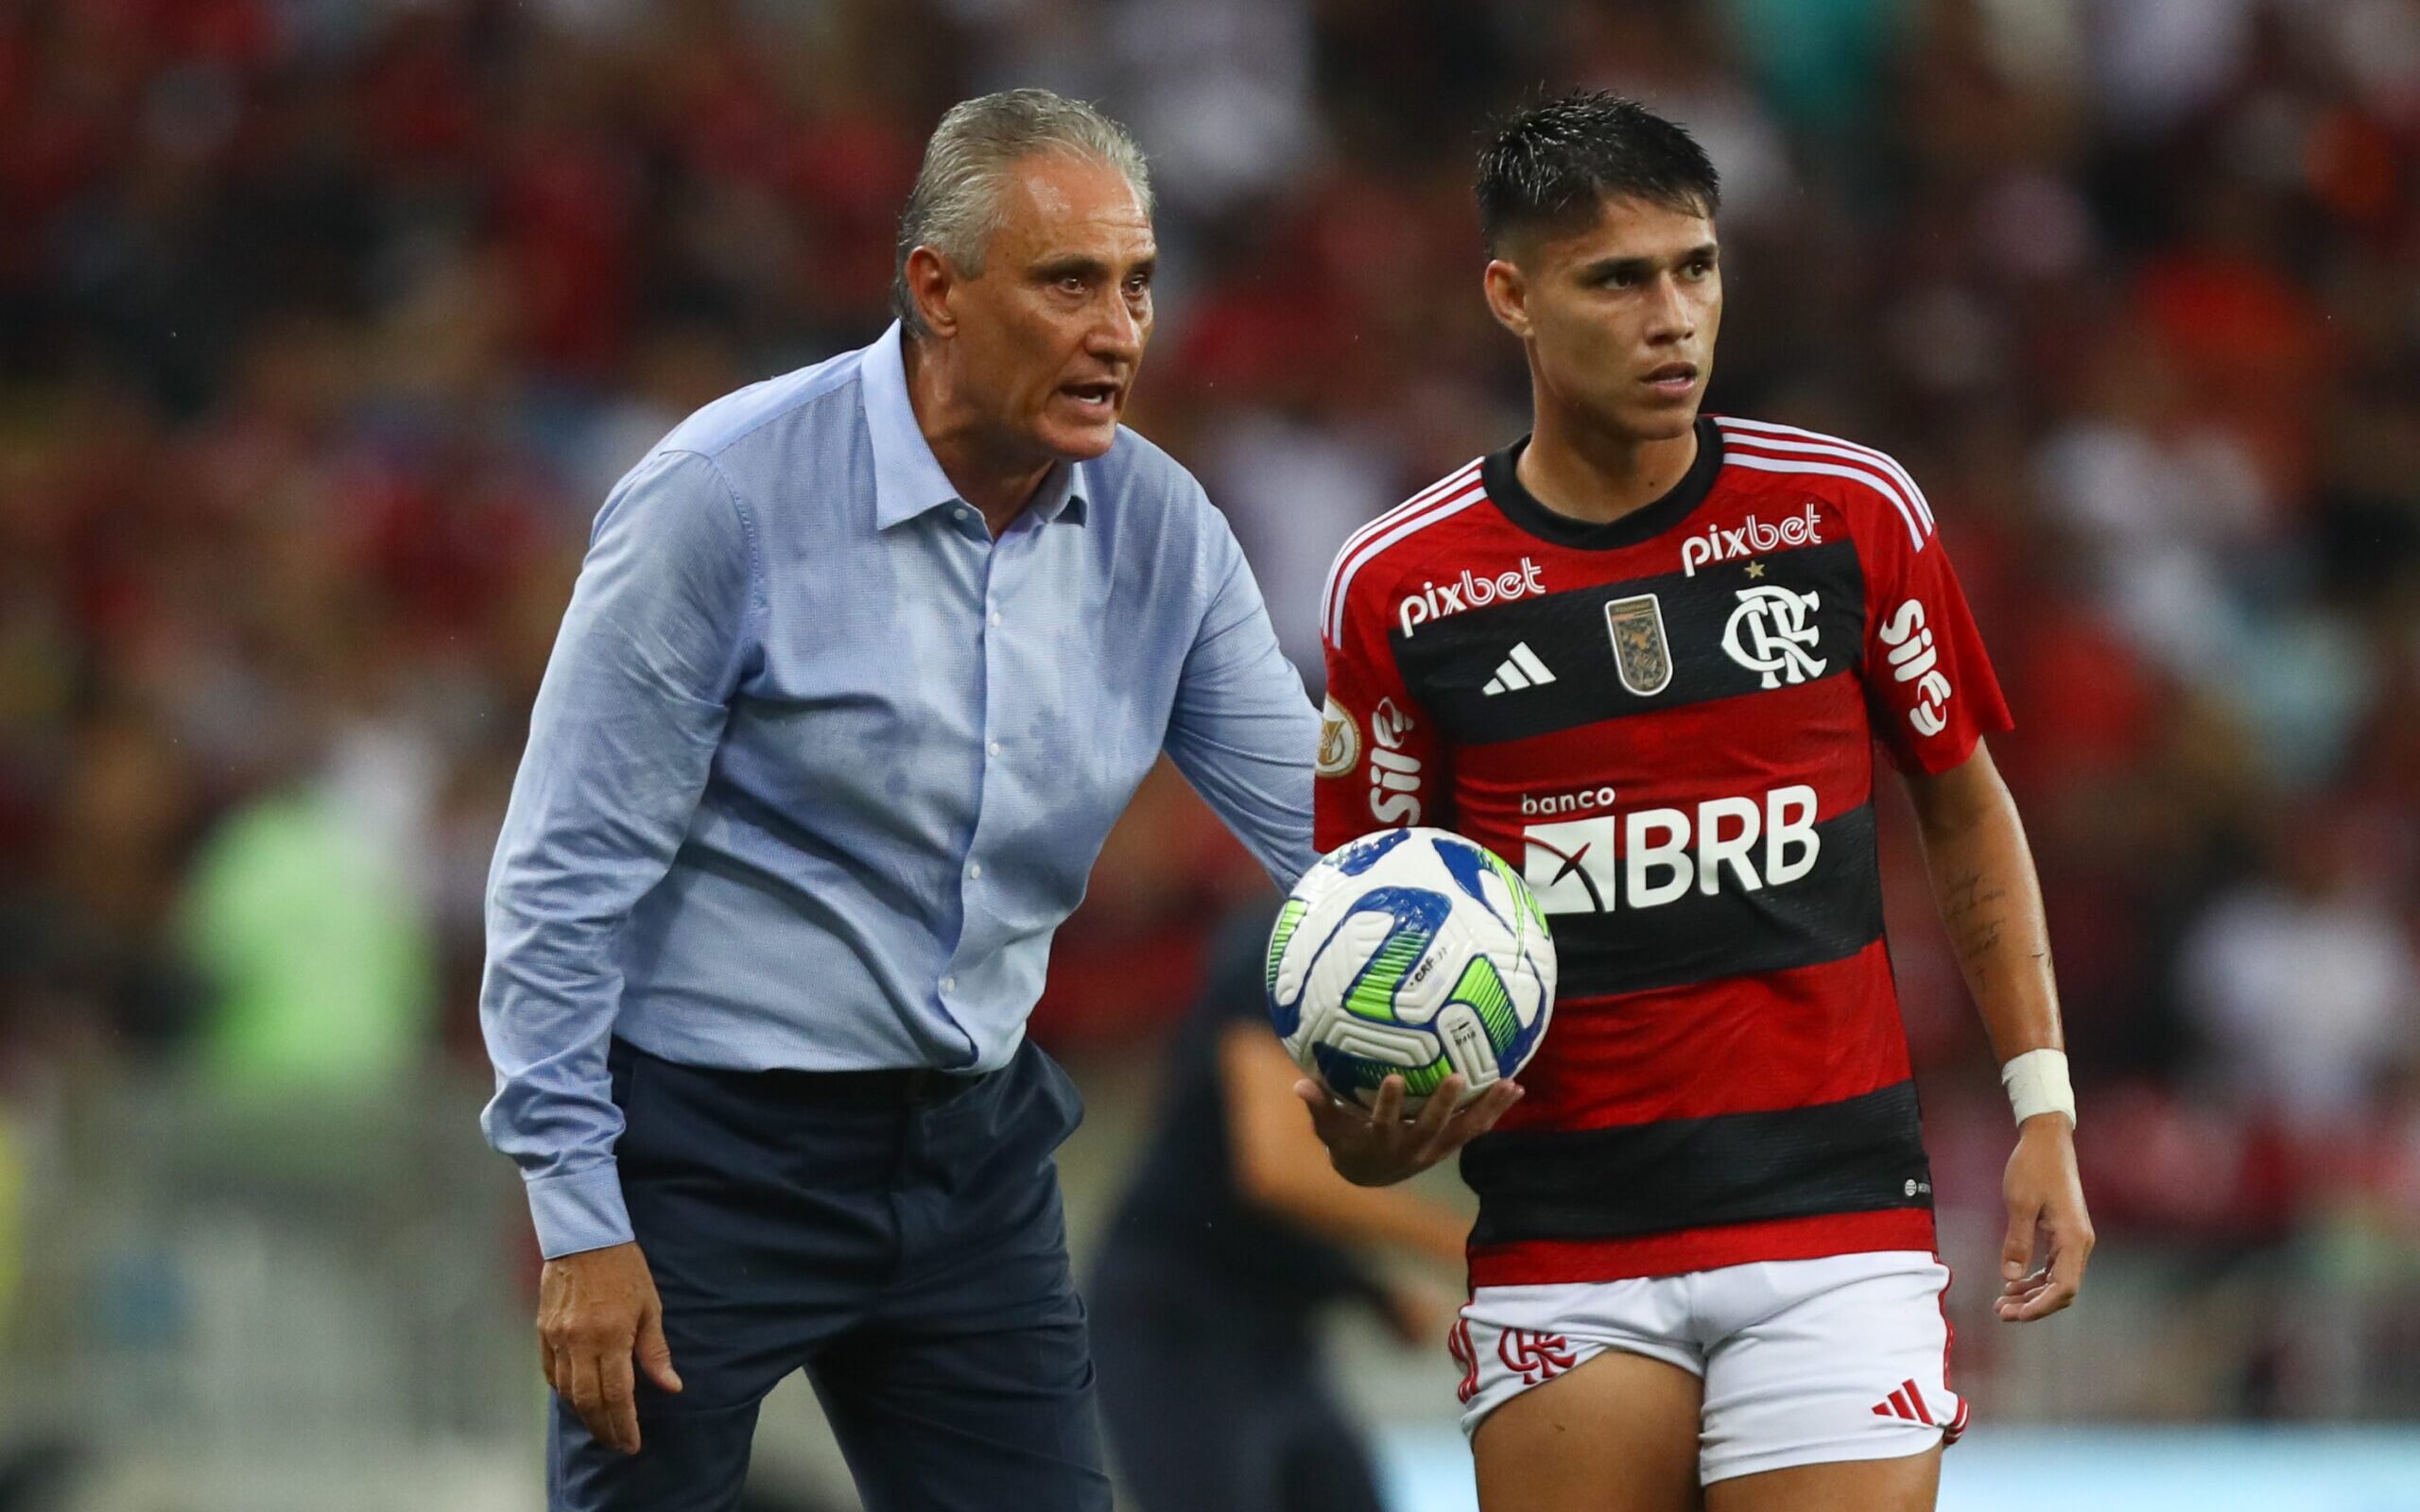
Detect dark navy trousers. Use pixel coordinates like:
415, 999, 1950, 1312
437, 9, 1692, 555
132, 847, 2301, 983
549, 1037, 1112, 1512
1089, 1259, 1386, 1512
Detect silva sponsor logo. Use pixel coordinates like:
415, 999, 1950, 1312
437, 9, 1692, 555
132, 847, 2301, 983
1367, 696, 1421, 824
1483, 642, 1556, 695
1370, 747, 1422, 824
1878, 598, 1953, 737
1521, 785, 1821, 915
1396, 558, 1547, 637
1371, 696, 1413, 750
1681, 502, 1824, 576
1721, 585, 1827, 689
1520, 785, 1617, 816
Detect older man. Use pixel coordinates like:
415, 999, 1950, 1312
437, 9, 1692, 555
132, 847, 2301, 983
480, 90, 1328, 1511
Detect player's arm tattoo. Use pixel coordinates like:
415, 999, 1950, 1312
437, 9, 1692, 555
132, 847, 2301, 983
1909, 747, 2064, 1061
1939, 868, 2012, 969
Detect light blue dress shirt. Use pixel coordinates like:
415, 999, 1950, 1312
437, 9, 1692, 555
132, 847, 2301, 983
480, 323, 1320, 1258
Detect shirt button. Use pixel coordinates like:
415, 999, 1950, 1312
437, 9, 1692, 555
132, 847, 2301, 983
987, 740, 1002, 758
941, 975, 957, 993
966, 862, 982, 880
990, 610, 1002, 627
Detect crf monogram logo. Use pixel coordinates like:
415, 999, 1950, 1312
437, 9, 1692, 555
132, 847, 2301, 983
1448, 1318, 1479, 1402
1721, 585, 1826, 689
1496, 1327, 1578, 1385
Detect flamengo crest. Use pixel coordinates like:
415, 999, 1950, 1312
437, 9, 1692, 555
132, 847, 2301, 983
1496, 1328, 1579, 1385
1721, 585, 1826, 689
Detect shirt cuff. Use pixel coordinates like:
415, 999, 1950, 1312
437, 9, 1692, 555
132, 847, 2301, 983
526, 1163, 634, 1259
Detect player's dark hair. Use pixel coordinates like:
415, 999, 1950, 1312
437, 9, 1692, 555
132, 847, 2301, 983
1477, 91, 1720, 255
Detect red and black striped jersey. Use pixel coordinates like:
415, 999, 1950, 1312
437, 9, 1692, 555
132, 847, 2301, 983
1314, 415, 2012, 1287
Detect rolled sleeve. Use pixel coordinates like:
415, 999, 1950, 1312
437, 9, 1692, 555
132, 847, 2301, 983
478, 448, 762, 1258
1163, 513, 1321, 890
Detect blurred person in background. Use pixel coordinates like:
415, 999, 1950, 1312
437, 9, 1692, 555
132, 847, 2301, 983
478, 89, 1325, 1511
1304, 93, 2091, 1512
2178, 808, 2420, 1134
1090, 900, 1469, 1512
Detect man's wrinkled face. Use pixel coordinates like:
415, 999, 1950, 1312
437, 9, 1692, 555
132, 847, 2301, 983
1487, 195, 1721, 442
942, 152, 1155, 463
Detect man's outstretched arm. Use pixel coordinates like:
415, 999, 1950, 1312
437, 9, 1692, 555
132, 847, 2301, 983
1905, 739, 2095, 1323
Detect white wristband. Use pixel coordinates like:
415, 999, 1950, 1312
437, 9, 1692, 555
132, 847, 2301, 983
2000, 1048, 2075, 1128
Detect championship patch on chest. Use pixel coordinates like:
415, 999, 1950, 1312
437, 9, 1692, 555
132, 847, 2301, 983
1602, 593, 1672, 696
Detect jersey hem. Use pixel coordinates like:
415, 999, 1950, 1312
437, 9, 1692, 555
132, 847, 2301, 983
1466, 1206, 1938, 1287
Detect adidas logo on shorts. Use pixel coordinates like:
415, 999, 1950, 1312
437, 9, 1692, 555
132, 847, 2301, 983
1872, 1379, 1936, 1425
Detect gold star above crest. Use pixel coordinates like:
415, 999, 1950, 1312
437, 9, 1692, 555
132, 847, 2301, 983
1745, 560, 1766, 579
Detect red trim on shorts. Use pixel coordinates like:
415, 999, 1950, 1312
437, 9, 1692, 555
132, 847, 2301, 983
1935, 1248, 1963, 1444
1466, 1207, 1938, 1287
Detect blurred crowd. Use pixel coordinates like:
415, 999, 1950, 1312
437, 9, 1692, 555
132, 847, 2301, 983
4, 0, 2420, 1417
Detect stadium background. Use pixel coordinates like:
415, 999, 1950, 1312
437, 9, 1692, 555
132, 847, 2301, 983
3, 0, 2418, 1507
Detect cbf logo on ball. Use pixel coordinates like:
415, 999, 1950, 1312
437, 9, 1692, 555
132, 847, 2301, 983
1397, 558, 1547, 637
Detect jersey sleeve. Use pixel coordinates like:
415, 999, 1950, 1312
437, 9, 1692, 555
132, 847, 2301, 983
1316, 559, 1449, 854
1860, 508, 2012, 775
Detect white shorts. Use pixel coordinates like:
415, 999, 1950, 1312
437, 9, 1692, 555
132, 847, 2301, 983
1449, 1250, 1965, 1485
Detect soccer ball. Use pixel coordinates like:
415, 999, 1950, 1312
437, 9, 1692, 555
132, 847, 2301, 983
1265, 827, 1556, 1116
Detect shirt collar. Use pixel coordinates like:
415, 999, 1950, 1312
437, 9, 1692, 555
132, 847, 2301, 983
861, 321, 1091, 530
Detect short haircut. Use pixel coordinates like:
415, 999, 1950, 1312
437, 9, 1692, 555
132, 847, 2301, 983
891, 89, 1153, 336
1476, 90, 1720, 256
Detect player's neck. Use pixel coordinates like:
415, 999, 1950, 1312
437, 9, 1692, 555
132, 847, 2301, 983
1517, 405, 1701, 526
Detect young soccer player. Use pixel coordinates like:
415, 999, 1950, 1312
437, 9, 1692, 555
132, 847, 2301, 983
1301, 92, 2093, 1512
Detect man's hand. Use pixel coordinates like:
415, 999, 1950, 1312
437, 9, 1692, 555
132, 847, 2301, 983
1294, 1073, 1522, 1187
1996, 1114, 2094, 1322
539, 1240, 683, 1453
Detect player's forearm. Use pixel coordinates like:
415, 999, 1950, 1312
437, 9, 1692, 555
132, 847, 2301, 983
1908, 759, 2063, 1064
1240, 1160, 1469, 1266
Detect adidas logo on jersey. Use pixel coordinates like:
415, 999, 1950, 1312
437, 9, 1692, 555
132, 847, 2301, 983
1483, 643, 1557, 695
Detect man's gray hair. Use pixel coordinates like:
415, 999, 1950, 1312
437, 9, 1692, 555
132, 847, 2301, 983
891, 89, 1153, 337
